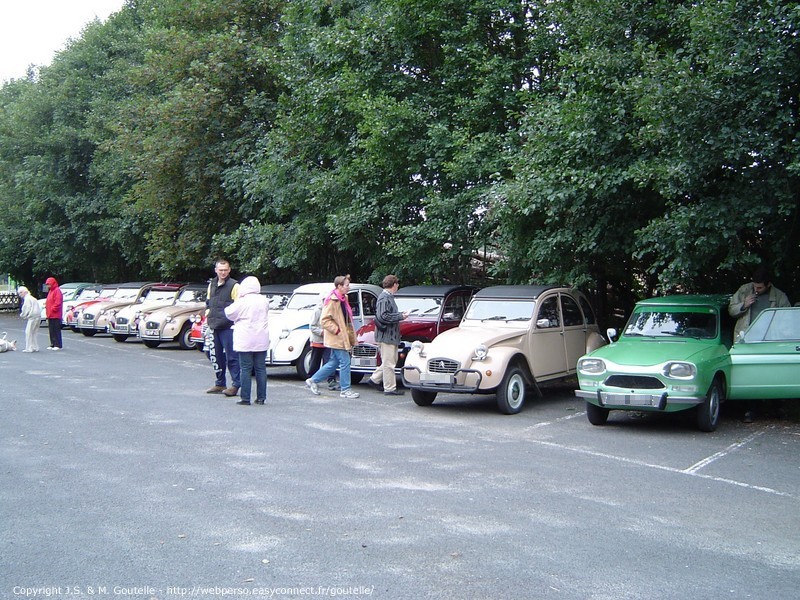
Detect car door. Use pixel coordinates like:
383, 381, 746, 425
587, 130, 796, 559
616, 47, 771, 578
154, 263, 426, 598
349, 289, 378, 331
530, 293, 568, 379
561, 293, 588, 374
438, 290, 470, 334
732, 309, 800, 399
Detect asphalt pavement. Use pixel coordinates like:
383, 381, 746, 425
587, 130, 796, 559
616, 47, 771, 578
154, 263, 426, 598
1, 313, 798, 600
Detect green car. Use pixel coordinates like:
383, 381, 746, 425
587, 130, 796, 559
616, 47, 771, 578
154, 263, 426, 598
729, 307, 800, 400
575, 295, 733, 432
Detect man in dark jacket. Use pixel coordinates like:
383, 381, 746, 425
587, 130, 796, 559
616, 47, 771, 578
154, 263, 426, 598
367, 275, 407, 395
44, 276, 63, 350
205, 259, 240, 396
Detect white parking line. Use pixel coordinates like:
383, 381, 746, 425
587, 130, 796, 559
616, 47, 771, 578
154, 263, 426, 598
683, 431, 764, 474
526, 425, 794, 499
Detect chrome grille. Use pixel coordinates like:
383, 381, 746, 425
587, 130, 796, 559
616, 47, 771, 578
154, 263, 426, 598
428, 358, 459, 374
352, 344, 378, 359
605, 375, 664, 390
145, 321, 159, 329
116, 317, 129, 325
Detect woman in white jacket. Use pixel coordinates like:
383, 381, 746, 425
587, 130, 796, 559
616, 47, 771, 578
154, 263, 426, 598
18, 286, 40, 352
224, 276, 270, 405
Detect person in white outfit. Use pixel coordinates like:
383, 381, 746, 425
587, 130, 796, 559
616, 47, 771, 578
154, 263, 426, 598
18, 286, 41, 352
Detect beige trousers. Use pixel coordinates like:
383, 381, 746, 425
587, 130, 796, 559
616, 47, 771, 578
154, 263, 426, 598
370, 342, 398, 392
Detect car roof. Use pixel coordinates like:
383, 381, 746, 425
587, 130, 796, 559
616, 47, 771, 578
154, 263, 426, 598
474, 285, 561, 299
292, 282, 382, 294
260, 283, 301, 294
116, 281, 157, 289
396, 285, 479, 297
180, 283, 208, 291
635, 294, 731, 309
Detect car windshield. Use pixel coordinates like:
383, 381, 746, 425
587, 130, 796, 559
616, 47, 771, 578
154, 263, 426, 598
742, 309, 800, 342
75, 289, 100, 301
110, 288, 139, 301
177, 288, 206, 304
624, 309, 718, 339
286, 292, 323, 311
464, 299, 536, 322
396, 296, 442, 317
268, 294, 291, 310
141, 290, 177, 302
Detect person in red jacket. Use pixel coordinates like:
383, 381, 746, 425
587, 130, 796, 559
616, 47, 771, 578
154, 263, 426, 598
45, 276, 63, 350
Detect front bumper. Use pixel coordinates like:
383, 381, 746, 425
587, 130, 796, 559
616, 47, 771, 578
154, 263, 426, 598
402, 365, 484, 393
575, 389, 704, 410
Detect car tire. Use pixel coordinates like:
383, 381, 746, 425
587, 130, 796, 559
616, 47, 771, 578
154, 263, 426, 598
697, 379, 723, 432
178, 323, 195, 350
295, 344, 312, 380
411, 389, 437, 406
143, 339, 160, 349
350, 373, 364, 384
112, 334, 129, 343
586, 401, 610, 425
496, 364, 528, 414
81, 330, 96, 337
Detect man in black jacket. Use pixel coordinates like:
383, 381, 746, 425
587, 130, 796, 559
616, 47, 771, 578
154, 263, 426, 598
367, 275, 407, 396
205, 259, 240, 397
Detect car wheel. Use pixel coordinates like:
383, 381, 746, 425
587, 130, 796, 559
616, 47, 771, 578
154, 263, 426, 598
81, 330, 96, 337
350, 373, 364, 384
112, 334, 129, 343
178, 323, 195, 350
697, 379, 723, 432
411, 389, 437, 406
143, 339, 160, 349
295, 344, 312, 380
496, 365, 528, 414
586, 401, 609, 425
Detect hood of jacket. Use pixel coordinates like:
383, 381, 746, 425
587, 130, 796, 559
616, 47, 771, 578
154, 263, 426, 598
46, 277, 59, 289
239, 276, 261, 297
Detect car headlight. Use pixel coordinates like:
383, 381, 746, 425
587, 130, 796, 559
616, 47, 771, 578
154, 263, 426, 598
164, 316, 174, 323
578, 358, 606, 374
663, 362, 696, 379
279, 329, 290, 339
473, 344, 488, 360
411, 340, 424, 354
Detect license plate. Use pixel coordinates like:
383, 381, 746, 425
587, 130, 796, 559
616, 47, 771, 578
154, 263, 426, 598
420, 372, 452, 384
602, 393, 657, 407
352, 357, 377, 367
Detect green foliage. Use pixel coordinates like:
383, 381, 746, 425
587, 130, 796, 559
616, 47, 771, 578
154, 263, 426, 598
0, 0, 798, 317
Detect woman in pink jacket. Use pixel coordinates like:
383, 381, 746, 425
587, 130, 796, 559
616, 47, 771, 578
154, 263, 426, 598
224, 276, 270, 405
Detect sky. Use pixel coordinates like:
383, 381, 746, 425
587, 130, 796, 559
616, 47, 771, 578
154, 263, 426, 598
0, 0, 127, 83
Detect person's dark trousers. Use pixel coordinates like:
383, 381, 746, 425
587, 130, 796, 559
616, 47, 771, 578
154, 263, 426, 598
212, 327, 240, 388
47, 318, 62, 348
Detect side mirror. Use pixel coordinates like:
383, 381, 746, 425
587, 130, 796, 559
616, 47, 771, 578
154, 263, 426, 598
606, 328, 618, 342
536, 318, 553, 329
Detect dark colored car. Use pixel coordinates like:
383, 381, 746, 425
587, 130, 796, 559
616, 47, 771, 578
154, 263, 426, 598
351, 285, 479, 379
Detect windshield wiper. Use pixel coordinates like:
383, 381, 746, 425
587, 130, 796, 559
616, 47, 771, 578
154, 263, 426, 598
481, 316, 507, 321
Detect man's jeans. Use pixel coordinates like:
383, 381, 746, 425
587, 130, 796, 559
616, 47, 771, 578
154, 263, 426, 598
212, 327, 240, 388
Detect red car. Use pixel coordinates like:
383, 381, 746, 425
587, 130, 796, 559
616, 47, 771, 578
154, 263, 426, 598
351, 285, 479, 379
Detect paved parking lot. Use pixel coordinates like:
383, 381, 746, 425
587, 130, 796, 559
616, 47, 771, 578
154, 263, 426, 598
1, 313, 798, 599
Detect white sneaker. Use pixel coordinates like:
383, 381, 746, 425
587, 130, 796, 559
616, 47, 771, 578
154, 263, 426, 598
340, 389, 360, 399
51, 347, 61, 351
305, 378, 320, 395
22, 349, 33, 353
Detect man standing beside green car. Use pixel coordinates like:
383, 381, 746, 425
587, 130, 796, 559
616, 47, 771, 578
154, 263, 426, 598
729, 265, 791, 339
729, 264, 791, 422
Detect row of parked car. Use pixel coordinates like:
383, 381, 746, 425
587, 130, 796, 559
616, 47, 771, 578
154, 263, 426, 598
45, 281, 799, 432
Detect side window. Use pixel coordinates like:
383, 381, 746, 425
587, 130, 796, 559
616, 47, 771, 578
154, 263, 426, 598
348, 291, 361, 317
443, 294, 466, 321
561, 295, 583, 327
579, 296, 597, 325
361, 291, 377, 316
536, 296, 560, 328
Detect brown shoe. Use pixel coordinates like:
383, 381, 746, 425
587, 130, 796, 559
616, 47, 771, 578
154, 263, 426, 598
206, 385, 225, 394
222, 386, 239, 397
